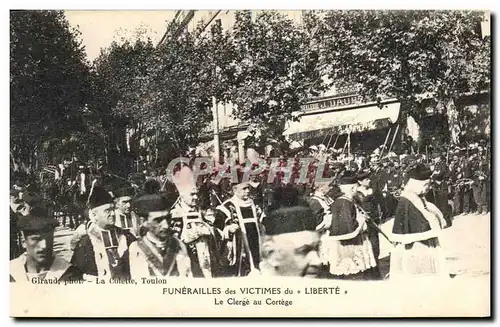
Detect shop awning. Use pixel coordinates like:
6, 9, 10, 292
283, 102, 401, 140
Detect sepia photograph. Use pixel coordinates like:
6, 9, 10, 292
8, 8, 491, 317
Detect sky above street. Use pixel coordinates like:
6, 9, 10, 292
64, 11, 177, 62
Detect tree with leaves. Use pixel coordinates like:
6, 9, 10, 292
313, 10, 490, 146
92, 21, 224, 171
10, 10, 92, 171
211, 10, 327, 144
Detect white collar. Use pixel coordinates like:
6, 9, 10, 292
146, 232, 167, 249
10, 253, 71, 282
178, 200, 198, 212
231, 196, 254, 207
115, 209, 128, 217
401, 189, 425, 204
313, 191, 331, 200
249, 181, 260, 188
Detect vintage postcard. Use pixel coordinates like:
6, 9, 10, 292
9, 9, 491, 317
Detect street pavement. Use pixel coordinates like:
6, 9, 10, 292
441, 212, 490, 278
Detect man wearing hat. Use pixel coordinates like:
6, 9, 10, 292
471, 153, 489, 215
128, 194, 192, 279
260, 201, 321, 277
113, 183, 139, 237
321, 171, 377, 280
390, 163, 449, 279
170, 166, 220, 278
449, 155, 463, 215
71, 186, 136, 280
384, 160, 402, 219
369, 158, 390, 221
214, 176, 264, 277
428, 156, 452, 227
13, 191, 42, 217
10, 206, 83, 283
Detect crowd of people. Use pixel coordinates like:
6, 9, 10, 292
9, 137, 490, 283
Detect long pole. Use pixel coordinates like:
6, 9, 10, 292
342, 134, 348, 153
388, 124, 400, 154
379, 128, 392, 159
330, 134, 340, 149
321, 133, 329, 145
325, 128, 335, 148
348, 132, 351, 158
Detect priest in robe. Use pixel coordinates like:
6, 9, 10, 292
214, 176, 264, 277
170, 166, 221, 278
71, 186, 136, 280
322, 171, 377, 280
390, 163, 449, 279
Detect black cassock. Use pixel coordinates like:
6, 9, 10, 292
214, 197, 263, 277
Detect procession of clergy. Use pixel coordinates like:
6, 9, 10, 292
10, 152, 456, 283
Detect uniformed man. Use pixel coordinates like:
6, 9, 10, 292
214, 177, 264, 277
369, 157, 389, 222
384, 160, 401, 219
472, 153, 489, 215
353, 170, 383, 279
10, 206, 83, 283
428, 156, 452, 227
128, 194, 192, 279
449, 152, 463, 215
71, 186, 136, 280
461, 152, 475, 215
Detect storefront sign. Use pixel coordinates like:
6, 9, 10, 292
302, 95, 363, 111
